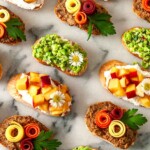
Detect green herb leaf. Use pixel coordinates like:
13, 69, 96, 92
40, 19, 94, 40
87, 13, 116, 39
121, 109, 147, 130
5, 18, 26, 41
33, 130, 62, 150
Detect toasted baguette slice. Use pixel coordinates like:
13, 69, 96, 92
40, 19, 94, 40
4, 0, 44, 10
99, 60, 150, 108
133, 0, 150, 22
122, 27, 150, 69
0, 64, 2, 79
73, 146, 97, 150
0, 5, 25, 45
7, 73, 72, 117
32, 34, 88, 76
55, 0, 108, 35
0, 115, 48, 150
85, 101, 137, 149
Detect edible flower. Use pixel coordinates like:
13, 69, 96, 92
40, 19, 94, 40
141, 78, 150, 95
49, 91, 66, 107
69, 51, 83, 67
5, 121, 24, 142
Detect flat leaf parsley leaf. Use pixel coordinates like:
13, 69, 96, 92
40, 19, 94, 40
5, 18, 26, 41
33, 130, 62, 150
87, 13, 116, 40
121, 109, 147, 130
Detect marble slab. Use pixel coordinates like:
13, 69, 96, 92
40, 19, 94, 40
0, 0, 150, 150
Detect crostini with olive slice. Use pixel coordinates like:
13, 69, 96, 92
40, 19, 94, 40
85, 101, 147, 149
32, 34, 88, 76
99, 60, 150, 108
7, 72, 72, 117
0, 5, 26, 44
4, 0, 44, 10
0, 115, 61, 150
122, 27, 150, 69
133, 0, 150, 22
55, 0, 116, 40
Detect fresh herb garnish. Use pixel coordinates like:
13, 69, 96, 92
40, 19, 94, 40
121, 109, 147, 130
87, 13, 116, 40
5, 18, 26, 41
33, 130, 62, 150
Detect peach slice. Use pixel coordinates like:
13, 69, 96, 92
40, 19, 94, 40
137, 72, 144, 82
129, 68, 138, 78
33, 94, 45, 107
44, 87, 58, 101
28, 85, 40, 96
126, 84, 136, 99
108, 79, 121, 93
113, 88, 125, 97
30, 72, 40, 83
118, 68, 130, 78
41, 75, 51, 87
110, 67, 119, 78
16, 76, 28, 90
39, 101, 49, 112
41, 86, 52, 94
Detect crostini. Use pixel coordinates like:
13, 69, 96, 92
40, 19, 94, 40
133, 0, 150, 22
0, 115, 61, 150
85, 101, 147, 149
0, 5, 26, 44
122, 27, 150, 69
7, 72, 72, 117
4, 0, 44, 10
0, 64, 2, 79
73, 146, 96, 150
55, 0, 116, 40
32, 34, 88, 76
99, 60, 150, 108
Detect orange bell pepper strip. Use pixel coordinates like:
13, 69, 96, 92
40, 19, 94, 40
142, 0, 150, 12
24, 123, 40, 139
0, 24, 5, 38
74, 11, 87, 25
95, 111, 111, 129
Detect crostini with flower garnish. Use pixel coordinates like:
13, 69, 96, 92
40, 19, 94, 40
55, 0, 116, 40
0, 115, 61, 150
85, 101, 147, 149
32, 34, 88, 76
133, 0, 150, 22
99, 60, 150, 108
7, 72, 72, 117
0, 5, 26, 44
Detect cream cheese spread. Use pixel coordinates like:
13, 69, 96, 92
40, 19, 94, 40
104, 64, 150, 106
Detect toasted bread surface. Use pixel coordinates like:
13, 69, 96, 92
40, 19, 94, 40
33, 37, 88, 76
0, 5, 25, 45
133, 0, 150, 22
7, 73, 71, 117
55, 0, 108, 35
85, 101, 137, 149
0, 64, 2, 79
0, 115, 48, 150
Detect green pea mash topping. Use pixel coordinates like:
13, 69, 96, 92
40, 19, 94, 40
123, 28, 150, 69
73, 146, 93, 150
32, 34, 87, 74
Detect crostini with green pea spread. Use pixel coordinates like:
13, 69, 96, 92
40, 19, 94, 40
122, 27, 150, 69
73, 146, 97, 150
32, 34, 88, 76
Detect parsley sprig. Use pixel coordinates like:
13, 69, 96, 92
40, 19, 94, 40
121, 109, 147, 130
33, 130, 62, 150
87, 13, 116, 40
5, 18, 26, 41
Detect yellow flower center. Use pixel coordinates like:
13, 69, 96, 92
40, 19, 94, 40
53, 95, 60, 102
72, 55, 79, 62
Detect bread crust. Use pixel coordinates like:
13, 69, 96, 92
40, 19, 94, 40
122, 27, 144, 60
99, 60, 126, 88
5, 0, 44, 10
32, 38, 88, 76
0, 64, 2, 79
7, 73, 71, 117
54, 0, 108, 35
0, 115, 48, 150
85, 101, 137, 149
133, 0, 150, 23
0, 5, 25, 45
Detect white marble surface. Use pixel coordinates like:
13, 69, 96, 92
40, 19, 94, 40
0, 0, 150, 150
